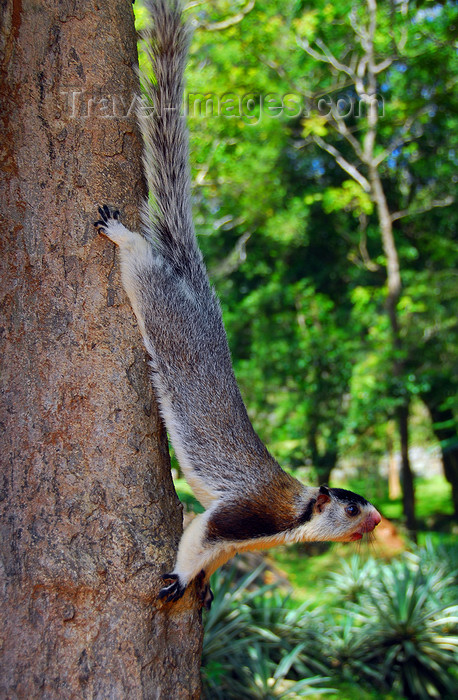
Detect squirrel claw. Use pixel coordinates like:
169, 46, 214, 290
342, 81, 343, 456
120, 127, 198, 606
96, 204, 118, 224
95, 205, 122, 236
196, 569, 213, 610
158, 571, 213, 608
201, 584, 214, 610
161, 572, 178, 581
158, 573, 186, 603
93, 220, 106, 232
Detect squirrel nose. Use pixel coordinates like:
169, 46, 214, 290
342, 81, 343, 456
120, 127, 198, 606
372, 510, 382, 526
361, 510, 382, 533
367, 510, 382, 531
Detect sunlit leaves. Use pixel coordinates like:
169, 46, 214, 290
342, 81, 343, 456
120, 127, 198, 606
135, 0, 457, 488
322, 180, 373, 217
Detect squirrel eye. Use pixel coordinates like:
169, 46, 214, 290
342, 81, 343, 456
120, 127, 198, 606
345, 504, 360, 517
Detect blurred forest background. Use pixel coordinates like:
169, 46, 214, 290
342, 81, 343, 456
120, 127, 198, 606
137, 1, 457, 697
138, 0, 457, 532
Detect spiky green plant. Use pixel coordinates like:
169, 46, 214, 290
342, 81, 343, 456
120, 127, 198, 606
201, 563, 333, 700
325, 554, 379, 603
202, 547, 458, 700
244, 590, 331, 676
327, 556, 458, 699
202, 565, 267, 699
325, 610, 384, 685
362, 560, 458, 699
228, 642, 334, 699
405, 537, 458, 606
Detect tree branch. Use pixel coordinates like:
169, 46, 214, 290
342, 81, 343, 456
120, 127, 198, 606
314, 38, 356, 78
373, 57, 393, 74
328, 114, 366, 161
210, 231, 251, 279
313, 135, 371, 191
296, 36, 356, 79
198, 0, 255, 31
390, 196, 454, 222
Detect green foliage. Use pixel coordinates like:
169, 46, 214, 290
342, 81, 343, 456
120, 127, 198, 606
137, 0, 458, 516
375, 475, 454, 524
202, 564, 334, 699
203, 544, 458, 700
325, 554, 379, 603
170, 0, 458, 496
350, 561, 458, 699
405, 537, 458, 604
309, 543, 458, 699
340, 473, 453, 524
173, 477, 204, 513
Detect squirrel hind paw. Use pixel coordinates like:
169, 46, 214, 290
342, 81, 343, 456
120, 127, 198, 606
158, 573, 187, 603
158, 571, 213, 609
195, 569, 213, 610
199, 583, 214, 610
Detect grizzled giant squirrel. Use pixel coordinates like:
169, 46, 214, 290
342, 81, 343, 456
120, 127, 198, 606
95, 0, 381, 607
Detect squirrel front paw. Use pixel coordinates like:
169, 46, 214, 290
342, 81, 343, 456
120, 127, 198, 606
158, 573, 187, 603
94, 204, 134, 248
94, 204, 121, 235
94, 204, 148, 252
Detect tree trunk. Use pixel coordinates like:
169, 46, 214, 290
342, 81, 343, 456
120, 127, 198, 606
424, 403, 458, 518
369, 166, 416, 535
309, 428, 337, 486
315, 453, 337, 488
0, 1, 203, 697
398, 404, 416, 537
387, 422, 401, 500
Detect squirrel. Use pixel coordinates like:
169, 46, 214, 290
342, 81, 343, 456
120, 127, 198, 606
94, 0, 381, 608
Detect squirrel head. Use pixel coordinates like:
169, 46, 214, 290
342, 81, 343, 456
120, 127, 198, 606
295, 484, 381, 544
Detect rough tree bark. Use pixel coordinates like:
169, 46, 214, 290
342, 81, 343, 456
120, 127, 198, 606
0, 1, 203, 697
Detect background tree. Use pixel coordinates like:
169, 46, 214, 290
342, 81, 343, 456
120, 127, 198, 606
294, 0, 457, 524
182, 0, 457, 526
0, 1, 202, 697
294, 0, 447, 532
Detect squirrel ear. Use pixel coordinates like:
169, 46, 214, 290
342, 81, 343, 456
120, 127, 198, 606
315, 492, 331, 513
319, 485, 330, 495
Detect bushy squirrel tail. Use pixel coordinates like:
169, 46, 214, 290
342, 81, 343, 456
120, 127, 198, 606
140, 1, 201, 281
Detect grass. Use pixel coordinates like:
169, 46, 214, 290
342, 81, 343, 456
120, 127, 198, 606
371, 474, 454, 523
267, 536, 395, 606
266, 542, 370, 605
